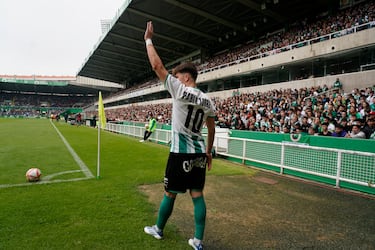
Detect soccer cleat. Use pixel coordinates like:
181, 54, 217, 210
188, 238, 203, 250
139, 139, 145, 142
144, 225, 163, 240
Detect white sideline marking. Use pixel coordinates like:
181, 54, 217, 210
50, 121, 94, 178
0, 177, 92, 189
43, 170, 83, 181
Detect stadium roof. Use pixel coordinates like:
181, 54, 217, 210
77, 0, 338, 86
0, 75, 124, 95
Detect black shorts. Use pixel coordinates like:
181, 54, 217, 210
164, 153, 207, 193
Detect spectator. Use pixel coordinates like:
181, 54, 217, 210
345, 123, 366, 139
318, 122, 332, 136
308, 126, 317, 135
332, 123, 347, 137
340, 119, 351, 133
333, 78, 343, 89
363, 113, 375, 139
274, 125, 281, 133
281, 125, 291, 134
300, 116, 311, 133
369, 96, 375, 111
322, 117, 336, 133
311, 117, 321, 133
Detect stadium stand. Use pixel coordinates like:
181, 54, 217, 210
89, 0, 374, 104
197, 0, 375, 73
81, 1, 375, 139
1, 1, 374, 140
0, 75, 122, 118
86, 84, 375, 139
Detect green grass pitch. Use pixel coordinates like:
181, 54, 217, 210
0, 118, 248, 249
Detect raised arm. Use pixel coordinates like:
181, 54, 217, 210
144, 21, 168, 82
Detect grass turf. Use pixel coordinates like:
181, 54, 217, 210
0, 118, 251, 249
1, 118, 374, 249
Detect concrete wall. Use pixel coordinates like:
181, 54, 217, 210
107, 69, 374, 109
197, 28, 375, 83
207, 69, 375, 99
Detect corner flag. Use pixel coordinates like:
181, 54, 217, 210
98, 91, 106, 129
97, 91, 106, 179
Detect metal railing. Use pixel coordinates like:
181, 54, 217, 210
198, 21, 375, 74
106, 123, 375, 192
214, 136, 375, 189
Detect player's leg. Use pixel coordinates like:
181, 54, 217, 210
189, 190, 206, 249
188, 154, 207, 250
140, 130, 148, 142
144, 131, 152, 140
144, 191, 176, 239
156, 191, 176, 229
144, 153, 183, 240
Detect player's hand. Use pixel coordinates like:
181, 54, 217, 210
144, 21, 154, 41
206, 152, 212, 171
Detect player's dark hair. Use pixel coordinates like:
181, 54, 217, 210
172, 62, 198, 82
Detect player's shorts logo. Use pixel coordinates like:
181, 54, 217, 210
163, 177, 168, 188
182, 157, 206, 172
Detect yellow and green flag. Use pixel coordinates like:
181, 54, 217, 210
98, 91, 106, 129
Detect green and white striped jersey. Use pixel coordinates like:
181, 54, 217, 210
165, 74, 215, 154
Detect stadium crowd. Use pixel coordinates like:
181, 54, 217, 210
96, 1, 375, 140
0, 93, 94, 108
101, 84, 375, 140
0, 93, 94, 117
197, 0, 375, 72
104, 0, 375, 99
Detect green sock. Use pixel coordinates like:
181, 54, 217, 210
192, 196, 206, 240
156, 194, 175, 230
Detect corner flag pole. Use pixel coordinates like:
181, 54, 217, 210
97, 91, 106, 179
97, 119, 101, 179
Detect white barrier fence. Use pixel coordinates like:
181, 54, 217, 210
106, 123, 375, 191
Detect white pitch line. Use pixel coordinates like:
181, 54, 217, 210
0, 122, 95, 189
43, 170, 83, 181
50, 121, 94, 178
0, 177, 92, 189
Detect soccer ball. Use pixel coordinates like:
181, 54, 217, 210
26, 168, 42, 182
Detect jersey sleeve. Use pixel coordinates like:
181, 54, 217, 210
164, 74, 184, 99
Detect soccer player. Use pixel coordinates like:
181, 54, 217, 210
143, 21, 216, 250
140, 113, 156, 142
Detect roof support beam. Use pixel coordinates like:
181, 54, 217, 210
84, 64, 125, 75
102, 41, 145, 56
109, 32, 182, 56
91, 54, 127, 64
89, 60, 133, 72
234, 0, 286, 22
126, 7, 218, 41
97, 47, 147, 63
117, 21, 200, 49
102, 41, 179, 62
81, 67, 123, 82
92, 55, 150, 73
163, 0, 247, 33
